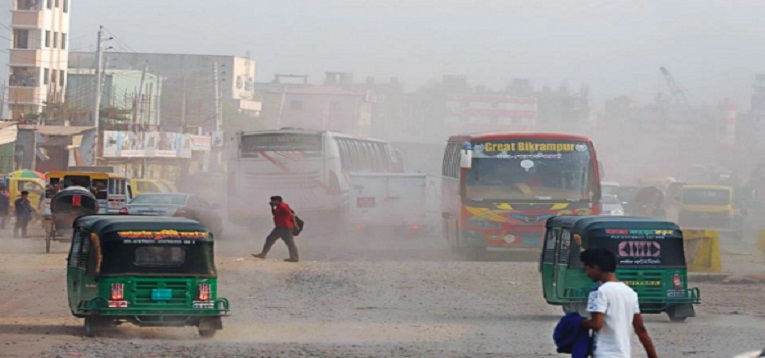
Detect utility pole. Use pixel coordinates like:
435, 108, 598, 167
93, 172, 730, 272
211, 63, 222, 169
133, 60, 148, 127
212, 63, 223, 132
91, 25, 105, 165
181, 76, 187, 131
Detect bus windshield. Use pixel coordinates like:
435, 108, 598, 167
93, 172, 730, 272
682, 189, 730, 205
465, 139, 595, 201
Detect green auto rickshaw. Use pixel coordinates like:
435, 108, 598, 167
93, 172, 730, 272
539, 216, 700, 322
66, 215, 230, 337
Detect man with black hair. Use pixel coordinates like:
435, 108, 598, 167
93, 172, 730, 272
14, 191, 34, 238
252, 196, 300, 262
579, 248, 658, 358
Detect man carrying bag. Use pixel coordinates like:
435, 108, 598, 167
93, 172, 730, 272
252, 196, 301, 262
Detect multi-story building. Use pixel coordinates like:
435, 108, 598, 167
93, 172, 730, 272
68, 51, 260, 132
8, 0, 70, 120
66, 68, 163, 127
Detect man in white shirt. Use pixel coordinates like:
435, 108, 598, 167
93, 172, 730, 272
580, 248, 658, 358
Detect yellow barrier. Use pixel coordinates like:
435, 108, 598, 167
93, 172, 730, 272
683, 229, 722, 273
757, 230, 765, 254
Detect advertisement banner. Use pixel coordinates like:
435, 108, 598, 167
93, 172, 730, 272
189, 135, 212, 151
102, 131, 192, 158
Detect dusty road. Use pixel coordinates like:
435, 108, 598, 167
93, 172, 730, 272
0, 224, 763, 358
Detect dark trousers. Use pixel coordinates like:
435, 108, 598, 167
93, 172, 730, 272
14, 216, 29, 238
0, 214, 7, 229
261, 227, 299, 260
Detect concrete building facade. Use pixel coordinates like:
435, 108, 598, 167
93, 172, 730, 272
66, 68, 162, 127
68, 51, 260, 132
8, 0, 70, 120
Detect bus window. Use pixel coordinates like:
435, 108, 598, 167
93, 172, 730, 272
349, 141, 361, 171
337, 140, 349, 171
362, 142, 373, 170
372, 143, 384, 171
378, 144, 391, 170
93, 179, 108, 200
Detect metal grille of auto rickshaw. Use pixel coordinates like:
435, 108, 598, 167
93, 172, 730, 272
133, 281, 189, 305
617, 271, 665, 295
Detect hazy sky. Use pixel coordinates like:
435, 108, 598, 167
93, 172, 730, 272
31, 1, 765, 107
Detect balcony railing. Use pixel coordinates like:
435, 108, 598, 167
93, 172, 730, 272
8, 49, 42, 66
12, 10, 43, 27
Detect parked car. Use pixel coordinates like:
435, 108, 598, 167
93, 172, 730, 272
601, 194, 625, 216
122, 193, 224, 237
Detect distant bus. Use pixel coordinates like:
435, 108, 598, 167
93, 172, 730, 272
441, 132, 602, 257
227, 128, 403, 227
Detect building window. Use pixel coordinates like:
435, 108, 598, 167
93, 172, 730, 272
290, 100, 303, 111
329, 102, 341, 111
43, 68, 49, 85
54, 0, 58, 7
16, 0, 41, 10
46, 0, 51, 9
45, 30, 50, 47
52, 32, 58, 48
61, 33, 66, 50
13, 30, 29, 49
9, 67, 37, 87
63, 0, 68, 12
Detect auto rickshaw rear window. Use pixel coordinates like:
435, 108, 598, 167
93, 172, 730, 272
582, 231, 687, 267
98, 239, 216, 276
135, 246, 186, 267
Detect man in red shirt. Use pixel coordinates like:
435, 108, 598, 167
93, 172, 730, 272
252, 196, 300, 262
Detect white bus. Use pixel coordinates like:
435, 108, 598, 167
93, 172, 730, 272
227, 128, 403, 228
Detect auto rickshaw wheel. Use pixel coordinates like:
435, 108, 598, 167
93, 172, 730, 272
198, 328, 217, 338
83, 317, 99, 337
198, 317, 222, 339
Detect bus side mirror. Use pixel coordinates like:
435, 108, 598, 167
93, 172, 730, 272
460, 142, 472, 169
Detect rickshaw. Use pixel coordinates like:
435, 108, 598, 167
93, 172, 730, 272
46, 186, 99, 253
540, 216, 700, 322
633, 186, 666, 219
66, 216, 229, 337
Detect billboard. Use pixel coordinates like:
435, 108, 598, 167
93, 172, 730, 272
102, 131, 193, 158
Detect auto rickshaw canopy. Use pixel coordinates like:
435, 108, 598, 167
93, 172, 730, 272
73, 216, 216, 277
545, 215, 686, 268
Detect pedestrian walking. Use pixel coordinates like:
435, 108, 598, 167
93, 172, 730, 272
0, 186, 9, 229
579, 248, 658, 358
14, 190, 34, 238
252, 196, 300, 262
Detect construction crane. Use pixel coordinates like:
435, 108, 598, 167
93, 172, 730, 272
659, 66, 689, 105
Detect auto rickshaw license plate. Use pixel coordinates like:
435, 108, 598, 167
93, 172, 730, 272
151, 288, 173, 301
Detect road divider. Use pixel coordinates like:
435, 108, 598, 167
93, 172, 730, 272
683, 229, 722, 273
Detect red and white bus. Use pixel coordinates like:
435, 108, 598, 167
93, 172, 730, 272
227, 128, 403, 228
441, 133, 602, 256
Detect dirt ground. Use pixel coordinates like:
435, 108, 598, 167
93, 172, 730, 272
0, 222, 762, 358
